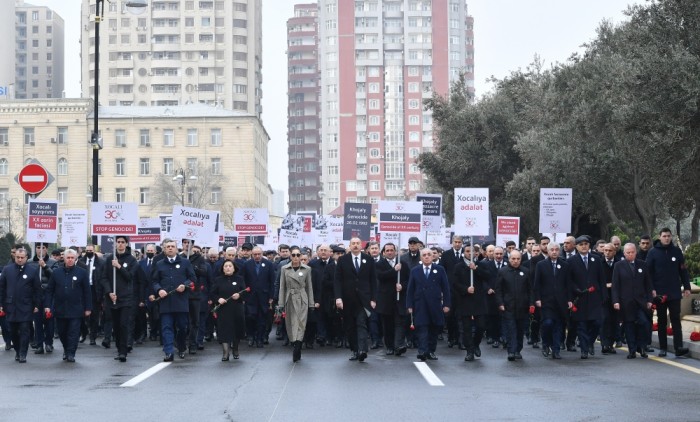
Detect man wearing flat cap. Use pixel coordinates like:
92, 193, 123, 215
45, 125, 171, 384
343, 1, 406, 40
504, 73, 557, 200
567, 235, 606, 359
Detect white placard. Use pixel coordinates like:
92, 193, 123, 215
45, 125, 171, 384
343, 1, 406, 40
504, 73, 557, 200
234, 208, 268, 234
169, 206, 220, 247
26, 199, 59, 243
453, 188, 490, 236
496, 216, 520, 248
61, 209, 88, 247
539, 188, 572, 234
416, 194, 443, 232
91, 202, 138, 236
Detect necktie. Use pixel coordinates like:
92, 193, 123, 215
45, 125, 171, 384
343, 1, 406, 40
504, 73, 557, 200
497, 262, 501, 269
354, 257, 360, 272
552, 261, 556, 275
583, 256, 588, 269
424, 266, 430, 278
170, 258, 175, 264
608, 261, 613, 268
256, 263, 260, 275
148, 258, 152, 267
455, 251, 460, 259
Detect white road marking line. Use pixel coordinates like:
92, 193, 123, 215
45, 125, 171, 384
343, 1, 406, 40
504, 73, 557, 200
120, 362, 171, 387
413, 362, 445, 386
620, 347, 700, 375
268, 362, 297, 422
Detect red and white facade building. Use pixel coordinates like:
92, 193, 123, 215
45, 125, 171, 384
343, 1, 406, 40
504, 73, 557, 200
316, 0, 474, 214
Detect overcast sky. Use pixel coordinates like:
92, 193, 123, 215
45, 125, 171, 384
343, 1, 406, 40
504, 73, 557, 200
31, 0, 639, 195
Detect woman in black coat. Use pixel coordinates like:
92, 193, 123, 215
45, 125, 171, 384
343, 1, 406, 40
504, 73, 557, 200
210, 260, 247, 361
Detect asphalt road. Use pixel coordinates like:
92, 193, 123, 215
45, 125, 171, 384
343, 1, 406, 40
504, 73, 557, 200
2, 336, 699, 422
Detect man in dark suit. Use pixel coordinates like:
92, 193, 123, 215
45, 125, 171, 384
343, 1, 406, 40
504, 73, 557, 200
242, 246, 275, 348
533, 243, 572, 360
323, 246, 343, 347
334, 237, 377, 362
439, 235, 463, 348
482, 246, 507, 348
79, 244, 103, 346
0, 248, 42, 363
568, 235, 606, 359
600, 243, 620, 354
44, 249, 92, 362
452, 244, 490, 361
496, 251, 532, 361
307, 244, 331, 346
407, 248, 451, 361
374, 242, 407, 356
612, 243, 653, 359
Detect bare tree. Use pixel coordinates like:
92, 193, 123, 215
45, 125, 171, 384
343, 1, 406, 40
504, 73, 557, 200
151, 162, 228, 210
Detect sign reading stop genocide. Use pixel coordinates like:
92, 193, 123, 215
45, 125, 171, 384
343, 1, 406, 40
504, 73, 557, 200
15, 160, 54, 195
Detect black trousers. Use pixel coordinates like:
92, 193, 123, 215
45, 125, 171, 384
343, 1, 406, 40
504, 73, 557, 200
380, 312, 407, 350
656, 299, 683, 351
343, 307, 369, 353
10, 321, 31, 357
188, 299, 200, 348
57, 318, 82, 357
600, 303, 619, 348
460, 315, 485, 352
624, 308, 651, 353
110, 307, 131, 356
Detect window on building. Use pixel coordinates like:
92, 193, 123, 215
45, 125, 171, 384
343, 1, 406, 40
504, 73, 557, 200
187, 158, 198, 175
115, 188, 126, 202
140, 129, 150, 146
24, 128, 35, 145
115, 158, 126, 176
115, 129, 126, 147
0, 158, 8, 175
163, 158, 174, 175
211, 158, 221, 175
210, 128, 222, 146
57, 158, 68, 176
0, 128, 8, 146
58, 188, 68, 205
139, 188, 150, 205
210, 187, 221, 204
139, 158, 150, 176
187, 129, 198, 146
163, 129, 174, 146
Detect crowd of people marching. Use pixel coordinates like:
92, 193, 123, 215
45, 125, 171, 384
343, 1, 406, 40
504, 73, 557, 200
0, 227, 692, 365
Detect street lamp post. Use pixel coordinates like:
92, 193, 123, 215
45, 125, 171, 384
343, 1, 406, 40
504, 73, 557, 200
173, 168, 197, 206
90, 0, 148, 206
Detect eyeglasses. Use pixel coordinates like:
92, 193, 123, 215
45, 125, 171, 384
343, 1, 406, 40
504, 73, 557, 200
290, 253, 302, 257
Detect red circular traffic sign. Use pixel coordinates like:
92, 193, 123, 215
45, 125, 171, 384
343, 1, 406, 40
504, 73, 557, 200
18, 163, 50, 194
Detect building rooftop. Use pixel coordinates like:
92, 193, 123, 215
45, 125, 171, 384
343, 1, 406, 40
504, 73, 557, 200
92, 103, 255, 119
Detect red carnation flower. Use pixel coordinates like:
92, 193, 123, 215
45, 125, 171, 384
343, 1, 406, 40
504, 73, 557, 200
45, 310, 53, 320
690, 332, 700, 342
571, 305, 578, 313
587, 286, 595, 293
666, 327, 673, 336
652, 322, 658, 331
410, 324, 415, 331
529, 306, 535, 314
189, 282, 196, 292
245, 287, 251, 292
213, 312, 218, 319
0, 309, 6, 317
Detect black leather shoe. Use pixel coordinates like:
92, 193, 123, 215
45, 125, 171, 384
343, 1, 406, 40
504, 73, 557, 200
474, 346, 481, 357
640, 350, 648, 358
552, 351, 562, 359
658, 350, 667, 357
464, 353, 474, 362
675, 347, 690, 357
615, 341, 623, 348
458, 343, 467, 350
395, 346, 407, 356
566, 345, 577, 352
34, 347, 45, 354
79, 336, 86, 343
581, 352, 588, 359
163, 354, 174, 362
256, 341, 264, 348
601, 347, 612, 355
370, 341, 380, 350
385, 348, 394, 355
645, 345, 654, 353
18, 356, 27, 363
348, 352, 358, 361
507, 353, 515, 361
427, 352, 438, 360
588, 346, 595, 356
358, 351, 367, 362
627, 352, 636, 359
188, 348, 196, 355
197, 345, 205, 350
45, 344, 53, 353
514, 352, 523, 360
447, 340, 455, 348
66, 356, 75, 363
248, 339, 255, 347
5, 344, 12, 351
417, 354, 426, 361
492, 341, 500, 348
62, 353, 67, 361
126, 345, 133, 353
532, 342, 540, 349
178, 352, 186, 359
89, 340, 97, 346
118, 355, 127, 362
15, 354, 19, 361
101, 341, 110, 349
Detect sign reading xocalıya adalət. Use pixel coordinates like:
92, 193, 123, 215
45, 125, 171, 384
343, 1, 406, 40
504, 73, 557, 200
91, 202, 138, 236
453, 188, 490, 236
26, 199, 59, 243
170, 206, 220, 247
496, 216, 520, 248
234, 208, 268, 235
416, 194, 443, 232
378, 200, 423, 233
61, 209, 88, 247
539, 188, 572, 235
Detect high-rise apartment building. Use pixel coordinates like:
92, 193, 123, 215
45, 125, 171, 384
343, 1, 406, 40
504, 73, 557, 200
286, 3, 321, 214
14, 0, 65, 99
80, 0, 263, 116
317, 0, 474, 214
0, 2, 16, 96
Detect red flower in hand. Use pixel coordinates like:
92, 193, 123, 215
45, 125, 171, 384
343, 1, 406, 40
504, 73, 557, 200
410, 324, 415, 331
189, 282, 196, 292
0, 309, 6, 317
652, 322, 658, 331
571, 305, 578, 313
529, 306, 535, 314
666, 327, 673, 336
587, 286, 596, 293
281, 312, 286, 319
213, 312, 218, 319
690, 332, 700, 342
245, 287, 251, 292
45, 310, 53, 320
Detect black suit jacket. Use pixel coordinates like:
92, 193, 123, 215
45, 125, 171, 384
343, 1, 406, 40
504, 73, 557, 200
375, 257, 405, 315
611, 259, 652, 322
334, 252, 377, 312
452, 260, 490, 316
567, 253, 606, 321
533, 258, 571, 320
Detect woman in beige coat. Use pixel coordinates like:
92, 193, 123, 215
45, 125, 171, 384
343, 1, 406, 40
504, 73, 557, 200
278, 246, 314, 362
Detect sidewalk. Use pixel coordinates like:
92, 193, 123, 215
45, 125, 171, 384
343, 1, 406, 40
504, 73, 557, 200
649, 283, 700, 359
